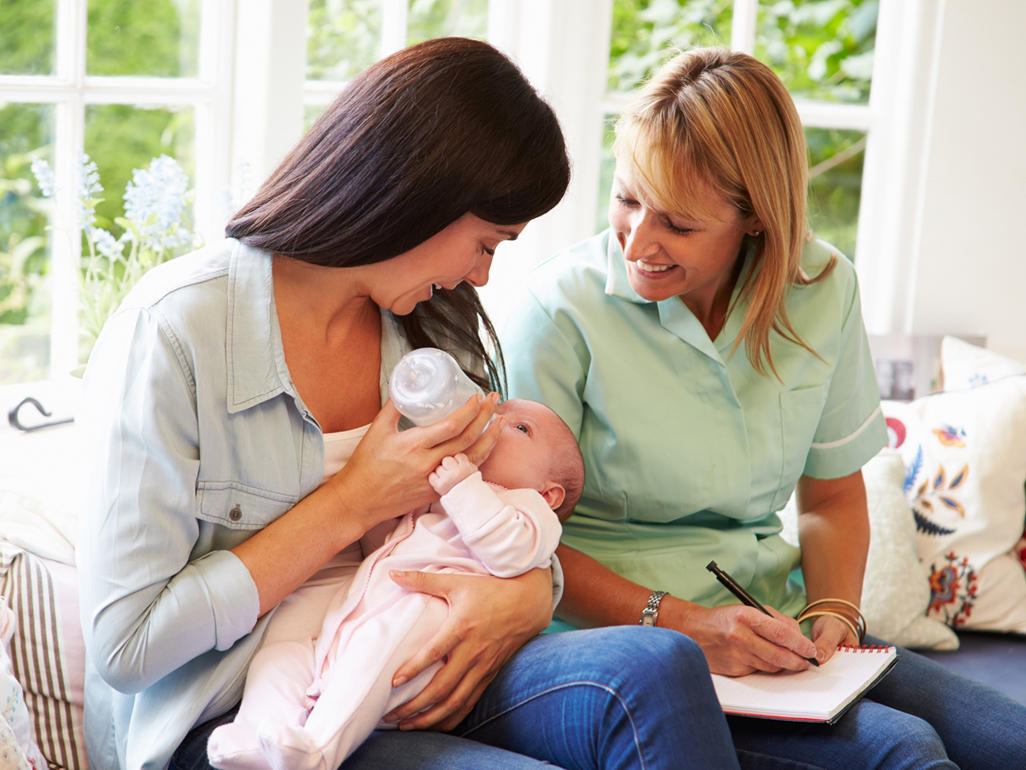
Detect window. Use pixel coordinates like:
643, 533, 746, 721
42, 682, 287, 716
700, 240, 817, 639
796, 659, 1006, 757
0, 0, 232, 384
598, 0, 875, 257
0, 0, 880, 388
303, 0, 490, 127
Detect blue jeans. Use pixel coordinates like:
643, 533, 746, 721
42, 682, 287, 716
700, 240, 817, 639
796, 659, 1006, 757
170, 626, 739, 770
729, 635, 1026, 769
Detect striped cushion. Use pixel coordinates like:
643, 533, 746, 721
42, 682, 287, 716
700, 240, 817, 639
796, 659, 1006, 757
0, 541, 86, 770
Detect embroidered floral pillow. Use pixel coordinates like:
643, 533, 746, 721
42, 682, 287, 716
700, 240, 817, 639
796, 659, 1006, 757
857, 451, 959, 649
940, 335, 1026, 390
881, 343, 1026, 633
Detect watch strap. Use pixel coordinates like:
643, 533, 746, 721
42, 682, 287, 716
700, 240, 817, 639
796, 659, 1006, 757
639, 590, 668, 626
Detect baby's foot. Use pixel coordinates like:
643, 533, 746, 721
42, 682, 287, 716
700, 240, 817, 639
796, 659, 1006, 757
207, 721, 266, 769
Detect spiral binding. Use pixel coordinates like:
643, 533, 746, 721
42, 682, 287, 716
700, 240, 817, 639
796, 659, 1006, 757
837, 644, 893, 653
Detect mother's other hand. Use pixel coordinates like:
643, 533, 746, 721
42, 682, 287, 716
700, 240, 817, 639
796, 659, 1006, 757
383, 567, 553, 731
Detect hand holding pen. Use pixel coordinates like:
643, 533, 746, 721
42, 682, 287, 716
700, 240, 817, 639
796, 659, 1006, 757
706, 560, 819, 667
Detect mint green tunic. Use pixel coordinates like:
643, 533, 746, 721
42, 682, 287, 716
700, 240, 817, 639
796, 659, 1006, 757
501, 230, 887, 617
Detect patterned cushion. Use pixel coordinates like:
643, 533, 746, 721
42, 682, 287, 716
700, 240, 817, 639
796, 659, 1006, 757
0, 542, 87, 769
777, 453, 960, 650
858, 451, 959, 649
2, 595, 48, 769
882, 339, 1026, 633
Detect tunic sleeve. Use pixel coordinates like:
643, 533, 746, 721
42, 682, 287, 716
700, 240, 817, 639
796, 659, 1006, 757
803, 264, 888, 479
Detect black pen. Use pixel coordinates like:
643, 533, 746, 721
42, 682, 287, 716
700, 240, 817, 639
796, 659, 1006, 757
706, 560, 819, 667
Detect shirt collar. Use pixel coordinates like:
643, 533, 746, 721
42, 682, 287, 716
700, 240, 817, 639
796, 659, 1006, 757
225, 241, 289, 414
224, 241, 410, 415
603, 230, 645, 302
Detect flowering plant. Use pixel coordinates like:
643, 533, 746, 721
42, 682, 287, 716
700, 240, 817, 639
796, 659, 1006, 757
32, 153, 200, 351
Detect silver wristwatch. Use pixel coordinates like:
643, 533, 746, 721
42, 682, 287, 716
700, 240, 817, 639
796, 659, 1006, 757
639, 590, 669, 626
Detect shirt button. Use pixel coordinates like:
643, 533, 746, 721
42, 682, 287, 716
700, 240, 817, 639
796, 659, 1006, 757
229, 504, 242, 521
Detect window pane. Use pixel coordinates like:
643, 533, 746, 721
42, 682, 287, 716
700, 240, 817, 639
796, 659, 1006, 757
406, 0, 488, 45
82, 105, 196, 354
755, 0, 876, 104
307, 0, 383, 81
806, 127, 865, 258
595, 116, 617, 233
608, 0, 733, 93
84, 104, 195, 237
0, 103, 54, 384
87, 0, 201, 77
0, 0, 56, 75
304, 104, 328, 132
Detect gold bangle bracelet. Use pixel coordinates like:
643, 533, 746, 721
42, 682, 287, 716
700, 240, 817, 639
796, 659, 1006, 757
797, 609, 861, 646
801, 598, 866, 640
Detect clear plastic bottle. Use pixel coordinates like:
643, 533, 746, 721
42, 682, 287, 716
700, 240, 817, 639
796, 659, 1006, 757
388, 347, 484, 426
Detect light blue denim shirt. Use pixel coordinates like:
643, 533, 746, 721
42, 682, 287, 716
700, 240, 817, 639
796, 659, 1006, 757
76, 239, 414, 769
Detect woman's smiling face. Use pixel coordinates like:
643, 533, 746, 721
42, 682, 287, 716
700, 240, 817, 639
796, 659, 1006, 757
372, 213, 526, 316
608, 164, 756, 307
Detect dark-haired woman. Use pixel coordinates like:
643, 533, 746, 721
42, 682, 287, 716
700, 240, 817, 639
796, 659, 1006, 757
77, 38, 739, 770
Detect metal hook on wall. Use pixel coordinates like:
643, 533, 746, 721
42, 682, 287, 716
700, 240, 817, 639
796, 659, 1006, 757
7, 396, 75, 432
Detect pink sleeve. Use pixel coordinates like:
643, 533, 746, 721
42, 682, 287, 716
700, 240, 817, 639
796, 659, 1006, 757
438, 472, 561, 577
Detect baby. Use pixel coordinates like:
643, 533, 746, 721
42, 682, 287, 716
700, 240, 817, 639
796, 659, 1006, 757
207, 398, 583, 770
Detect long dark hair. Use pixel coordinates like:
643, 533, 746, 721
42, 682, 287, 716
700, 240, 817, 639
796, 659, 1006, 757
226, 37, 570, 391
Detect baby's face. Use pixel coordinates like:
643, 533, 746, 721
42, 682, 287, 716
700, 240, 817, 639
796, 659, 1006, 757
477, 399, 561, 492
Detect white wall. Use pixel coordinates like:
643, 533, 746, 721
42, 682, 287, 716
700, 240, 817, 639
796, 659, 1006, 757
860, 0, 1026, 362
910, 0, 1026, 361
478, 0, 612, 327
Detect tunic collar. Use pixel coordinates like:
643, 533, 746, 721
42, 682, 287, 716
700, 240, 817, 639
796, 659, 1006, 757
603, 229, 756, 365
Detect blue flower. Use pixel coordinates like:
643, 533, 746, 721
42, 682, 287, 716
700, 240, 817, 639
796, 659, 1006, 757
78, 153, 103, 232
123, 155, 190, 246
93, 228, 125, 261
31, 157, 56, 198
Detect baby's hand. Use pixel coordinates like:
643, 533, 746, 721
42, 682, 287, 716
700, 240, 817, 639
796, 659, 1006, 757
428, 453, 478, 496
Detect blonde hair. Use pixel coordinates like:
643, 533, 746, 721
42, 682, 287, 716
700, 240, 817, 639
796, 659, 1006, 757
613, 47, 835, 376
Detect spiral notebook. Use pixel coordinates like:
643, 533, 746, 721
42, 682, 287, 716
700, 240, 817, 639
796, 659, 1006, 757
711, 645, 897, 724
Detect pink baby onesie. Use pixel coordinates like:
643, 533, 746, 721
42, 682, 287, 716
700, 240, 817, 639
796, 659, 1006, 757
207, 471, 561, 770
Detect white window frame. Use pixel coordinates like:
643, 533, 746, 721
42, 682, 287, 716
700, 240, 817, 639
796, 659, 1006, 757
0, 0, 235, 380
480, 0, 880, 325
0, 0, 942, 393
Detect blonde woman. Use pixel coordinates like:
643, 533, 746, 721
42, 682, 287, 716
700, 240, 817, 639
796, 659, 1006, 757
503, 47, 1026, 768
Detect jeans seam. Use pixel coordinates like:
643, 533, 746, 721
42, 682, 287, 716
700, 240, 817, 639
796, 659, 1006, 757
459, 679, 647, 770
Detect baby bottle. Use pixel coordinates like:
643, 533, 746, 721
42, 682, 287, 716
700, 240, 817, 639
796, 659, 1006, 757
389, 347, 484, 426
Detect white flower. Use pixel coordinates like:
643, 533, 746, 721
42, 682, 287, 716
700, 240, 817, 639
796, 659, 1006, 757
93, 228, 124, 260
123, 155, 189, 240
31, 157, 55, 198
78, 153, 103, 231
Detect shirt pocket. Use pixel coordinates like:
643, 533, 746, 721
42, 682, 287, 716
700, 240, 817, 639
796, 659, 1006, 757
772, 383, 829, 511
196, 482, 299, 530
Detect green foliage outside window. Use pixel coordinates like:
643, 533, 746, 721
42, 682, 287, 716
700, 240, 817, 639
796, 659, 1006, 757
603, 0, 876, 257
0, 0, 199, 381
87, 0, 200, 77
757, 0, 877, 103
1, 0, 876, 382
307, 0, 383, 81
0, 103, 52, 383
407, 0, 488, 45
305, 0, 489, 128
0, 0, 56, 75
609, 0, 734, 92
